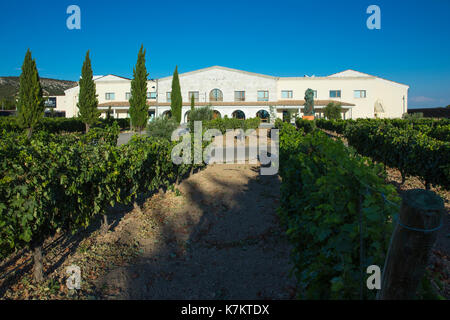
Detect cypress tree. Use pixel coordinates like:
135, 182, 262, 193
170, 66, 182, 123
190, 93, 195, 112
16, 49, 45, 138
77, 50, 100, 133
129, 44, 149, 132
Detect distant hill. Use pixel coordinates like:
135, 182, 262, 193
0, 76, 77, 99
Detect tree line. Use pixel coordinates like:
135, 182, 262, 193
14, 45, 184, 138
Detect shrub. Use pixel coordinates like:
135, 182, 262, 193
323, 102, 343, 120
146, 116, 179, 140
295, 118, 316, 134
403, 112, 423, 119
203, 117, 260, 134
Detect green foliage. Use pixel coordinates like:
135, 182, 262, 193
81, 122, 120, 146
402, 112, 423, 119
0, 97, 15, 110
203, 117, 260, 134
16, 49, 45, 136
77, 51, 100, 132
0, 116, 129, 134
285, 110, 298, 122
316, 119, 350, 134
295, 118, 316, 134
190, 94, 195, 112
428, 124, 450, 142
0, 127, 204, 259
189, 106, 213, 122
129, 45, 149, 132
344, 121, 450, 189
278, 126, 399, 299
315, 118, 450, 141
146, 116, 180, 140
170, 66, 182, 123
323, 102, 343, 120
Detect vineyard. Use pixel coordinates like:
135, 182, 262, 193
313, 118, 450, 189
277, 118, 448, 299
0, 120, 204, 284
0, 115, 448, 299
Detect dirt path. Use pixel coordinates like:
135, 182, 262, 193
94, 163, 296, 300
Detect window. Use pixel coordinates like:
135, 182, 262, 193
313, 90, 318, 98
329, 90, 341, 98
281, 90, 293, 99
257, 90, 269, 101
166, 92, 171, 102
189, 91, 199, 102
209, 89, 223, 102
354, 90, 367, 98
105, 92, 115, 100
235, 91, 245, 102
147, 92, 157, 99
125, 92, 131, 100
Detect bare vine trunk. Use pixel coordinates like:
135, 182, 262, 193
101, 214, 109, 234
32, 243, 44, 284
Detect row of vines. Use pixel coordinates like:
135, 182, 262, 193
313, 119, 450, 189
0, 124, 202, 281
315, 118, 450, 142
276, 119, 400, 299
0, 116, 130, 134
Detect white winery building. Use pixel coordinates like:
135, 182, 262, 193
54, 66, 409, 122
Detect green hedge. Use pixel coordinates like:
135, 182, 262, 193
203, 117, 260, 134
295, 118, 316, 134
0, 116, 130, 134
0, 127, 198, 259
278, 125, 399, 299
315, 118, 450, 141
344, 122, 450, 189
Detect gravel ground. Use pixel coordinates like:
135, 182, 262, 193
95, 163, 297, 300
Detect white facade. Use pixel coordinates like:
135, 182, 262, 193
55, 66, 409, 122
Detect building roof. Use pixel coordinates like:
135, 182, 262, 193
98, 99, 354, 107
327, 69, 409, 88
158, 65, 279, 80
93, 74, 132, 81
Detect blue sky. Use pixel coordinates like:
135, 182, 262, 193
0, 0, 449, 108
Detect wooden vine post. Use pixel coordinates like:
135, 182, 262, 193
378, 189, 444, 299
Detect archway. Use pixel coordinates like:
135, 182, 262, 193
162, 110, 172, 119
256, 110, 270, 122
232, 110, 245, 120
209, 89, 223, 102
213, 110, 221, 119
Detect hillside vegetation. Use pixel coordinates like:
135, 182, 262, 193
0, 76, 77, 99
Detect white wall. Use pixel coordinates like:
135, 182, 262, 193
56, 67, 409, 121
157, 67, 278, 103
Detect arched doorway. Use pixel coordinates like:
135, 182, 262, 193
256, 110, 270, 122
162, 110, 172, 119
209, 89, 223, 102
232, 110, 245, 119
213, 110, 221, 119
